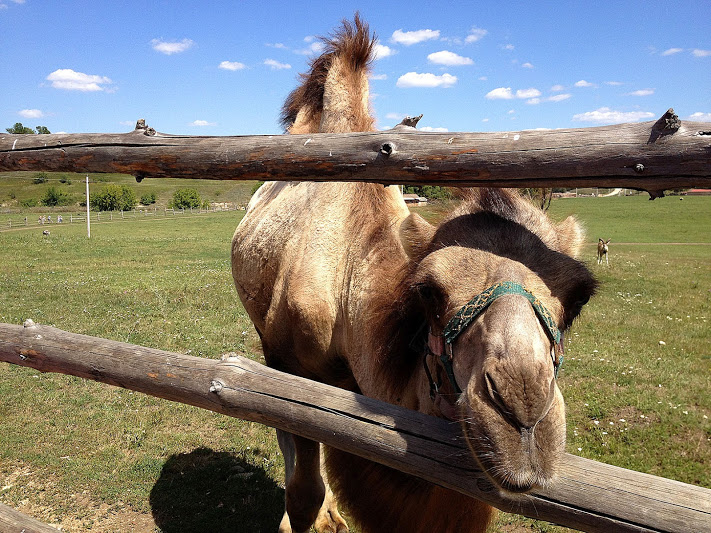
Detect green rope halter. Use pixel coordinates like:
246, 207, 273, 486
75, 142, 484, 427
444, 281, 561, 345
436, 281, 562, 395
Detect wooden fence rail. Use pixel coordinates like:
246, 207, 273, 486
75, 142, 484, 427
1, 321, 709, 533
1, 110, 710, 197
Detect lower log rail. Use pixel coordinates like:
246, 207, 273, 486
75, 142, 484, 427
0, 321, 709, 533
0, 501, 60, 532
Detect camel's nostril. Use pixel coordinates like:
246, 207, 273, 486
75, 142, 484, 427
485, 371, 509, 418
484, 369, 556, 430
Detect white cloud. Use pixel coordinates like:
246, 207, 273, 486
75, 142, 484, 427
219, 60, 246, 71
486, 87, 514, 100
151, 38, 194, 55
522, 62, 534, 69
465, 27, 488, 43
19, 109, 44, 118
396, 72, 457, 88
486, 87, 542, 100
662, 48, 684, 56
551, 84, 566, 92
503, 44, 515, 51
391, 28, 440, 46
692, 49, 711, 57
627, 89, 654, 96
370, 73, 388, 80
688, 112, 711, 121
516, 88, 541, 99
605, 81, 624, 86
574, 80, 596, 88
264, 59, 291, 70
295, 41, 325, 55
266, 43, 287, 49
427, 50, 473, 66
46, 69, 113, 91
572, 107, 655, 124
528, 94, 572, 104
420, 126, 449, 132
385, 112, 404, 121
548, 93, 572, 102
191, 120, 216, 127
374, 44, 396, 60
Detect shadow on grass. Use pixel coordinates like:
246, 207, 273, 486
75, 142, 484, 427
150, 447, 283, 533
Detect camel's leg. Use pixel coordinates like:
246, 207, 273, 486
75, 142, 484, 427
277, 430, 326, 533
277, 429, 296, 533
313, 447, 349, 533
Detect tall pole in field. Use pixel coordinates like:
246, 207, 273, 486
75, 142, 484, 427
85, 175, 91, 238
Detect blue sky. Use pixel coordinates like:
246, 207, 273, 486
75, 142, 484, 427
2, 1, 710, 136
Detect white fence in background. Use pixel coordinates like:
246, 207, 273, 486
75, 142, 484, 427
2, 204, 246, 231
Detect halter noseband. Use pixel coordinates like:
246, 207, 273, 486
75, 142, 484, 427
425, 281, 563, 401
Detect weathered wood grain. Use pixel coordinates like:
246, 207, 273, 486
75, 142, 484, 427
1, 111, 710, 195
0, 502, 60, 532
1, 322, 709, 532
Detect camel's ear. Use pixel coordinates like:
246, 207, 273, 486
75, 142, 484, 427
557, 215, 586, 259
400, 213, 436, 261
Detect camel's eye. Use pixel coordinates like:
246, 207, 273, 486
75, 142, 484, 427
563, 282, 596, 328
415, 283, 443, 312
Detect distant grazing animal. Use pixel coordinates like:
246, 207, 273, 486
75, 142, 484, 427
42, 230, 50, 236
231, 15, 597, 533
597, 238, 611, 265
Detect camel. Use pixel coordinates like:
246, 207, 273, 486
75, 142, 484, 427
231, 15, 597, 533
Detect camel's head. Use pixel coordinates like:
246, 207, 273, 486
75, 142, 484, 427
400, 189, 597, 492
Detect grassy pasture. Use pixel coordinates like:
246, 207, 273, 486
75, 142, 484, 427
0, 171, 256, 214
0, 193, 709, 532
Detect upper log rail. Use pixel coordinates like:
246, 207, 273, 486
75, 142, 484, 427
1, 110, 710, 197
1, 321, 709, 533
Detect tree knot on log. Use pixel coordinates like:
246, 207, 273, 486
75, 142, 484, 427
209, 380, 224, 394
649, 108, 681, 143
134, 118, 156, 137
399, 114, 423, 128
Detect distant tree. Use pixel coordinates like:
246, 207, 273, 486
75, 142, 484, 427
140, 191, 157, 205
6, 122, 35, 134
32, 172, 49, 184
5, 123, 51, 134
403, 185, 452, 201
90, 184, 138, 211
521, 188, 553, 211
170, 188, 202, 209
41, 186, 73, 207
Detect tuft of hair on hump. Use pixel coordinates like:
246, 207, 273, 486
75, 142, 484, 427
280, 13, 376, 132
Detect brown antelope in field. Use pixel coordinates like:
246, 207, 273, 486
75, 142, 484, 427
597, 238, 611, 265
231, 15, 597, 533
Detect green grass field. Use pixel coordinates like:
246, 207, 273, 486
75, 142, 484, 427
0, 190, 709, 532
0, 171, 256, 215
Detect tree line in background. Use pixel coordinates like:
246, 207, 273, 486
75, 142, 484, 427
6, 122, 51, 135
15, 172, 205, 212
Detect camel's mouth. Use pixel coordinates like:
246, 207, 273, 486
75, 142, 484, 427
460, 391, 566, 493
